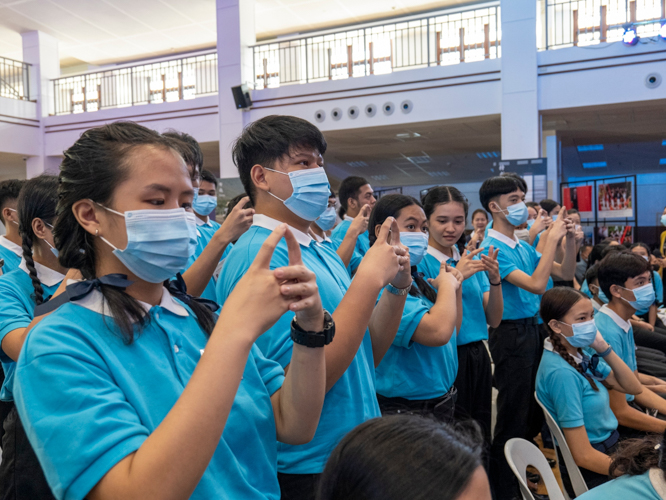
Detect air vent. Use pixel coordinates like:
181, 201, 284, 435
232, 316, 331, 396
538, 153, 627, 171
346, 161, 369, 168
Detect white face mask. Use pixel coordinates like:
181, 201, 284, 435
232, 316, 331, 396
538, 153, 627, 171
515, 228, 530, 242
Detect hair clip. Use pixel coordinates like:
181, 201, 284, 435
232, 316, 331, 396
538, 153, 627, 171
655, 443, 661, 450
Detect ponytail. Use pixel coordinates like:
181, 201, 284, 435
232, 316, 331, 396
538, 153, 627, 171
549, 333, 599, 391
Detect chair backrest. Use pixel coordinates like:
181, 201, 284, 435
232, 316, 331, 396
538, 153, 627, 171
505, 438, 566, 500
535, 392, 589, 497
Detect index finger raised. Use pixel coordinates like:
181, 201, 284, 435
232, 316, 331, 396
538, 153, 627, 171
252, 224, 287, 269
284, 227, 303, 266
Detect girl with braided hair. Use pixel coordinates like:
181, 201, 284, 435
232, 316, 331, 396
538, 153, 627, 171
0, 175, 65, 499
536, 286, 643, 495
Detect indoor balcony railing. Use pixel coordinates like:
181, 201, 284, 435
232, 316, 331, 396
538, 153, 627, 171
0, 56, 30, 101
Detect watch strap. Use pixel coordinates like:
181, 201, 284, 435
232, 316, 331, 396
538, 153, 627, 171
291, 310, 335, 348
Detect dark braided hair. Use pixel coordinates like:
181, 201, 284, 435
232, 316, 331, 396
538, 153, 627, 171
56, 122, 215, 342
608, 431, 666, 478
17, 175, 59, 306
368, 194, 436, 303
540, 287, 599, 391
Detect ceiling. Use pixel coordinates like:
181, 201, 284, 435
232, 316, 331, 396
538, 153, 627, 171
0, 0, 469, 69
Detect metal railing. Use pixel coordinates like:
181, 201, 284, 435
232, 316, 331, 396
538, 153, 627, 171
252, 3, 501, 89
542, 0, 665, 49
0, 57, 30, 101
51, 51, 218, 115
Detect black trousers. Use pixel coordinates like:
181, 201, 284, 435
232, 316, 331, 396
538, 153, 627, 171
0, 406, 55, 500
376, 386, 457, 424
634, 325, 666, 357
278, 472, 320, 500
488, 320, 546, 500
454, 340, 492, 466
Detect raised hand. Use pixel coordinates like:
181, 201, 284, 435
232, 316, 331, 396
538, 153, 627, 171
455, 247, 486, 280
218, 225, 323, 340
428, 262, 461, 292
276, 226, 325, 332
356, 217, 401, 290
349, 204, 371, 237
550, 206, 569, 241
531, 209, 551, 236
480, 245, 501, 284
559, 207, 575, 239
217, 196, 255, 245
387, 219, 412, 289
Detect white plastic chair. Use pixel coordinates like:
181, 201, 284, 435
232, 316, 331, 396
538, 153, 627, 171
535, 392, 589, 498
505, 438, 566, 500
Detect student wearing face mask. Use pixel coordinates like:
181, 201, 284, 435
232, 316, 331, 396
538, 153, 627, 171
477, 175, 576, 500
536, 287, 642, 495
217, 115, 410, 500
596, 251, 666, 439
418, 186, 502, 452
0, 175, 69, 500
309, 190, 336, 245
13, 122, 329, 500
0, 180, 26, 275
540, 199, 561, 220
369, 194, 462, 422
630, 243, 663, 329
163, 132, 254, 301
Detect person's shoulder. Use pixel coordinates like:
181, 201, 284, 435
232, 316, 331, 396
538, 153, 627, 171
0, 269, 30, 296
331, 219, 351, 235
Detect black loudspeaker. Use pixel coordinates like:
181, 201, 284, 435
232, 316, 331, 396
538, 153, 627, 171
231, 84, 252, 109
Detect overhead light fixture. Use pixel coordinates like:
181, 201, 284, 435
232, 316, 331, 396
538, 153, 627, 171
660, 23, 666, 39
660, 158, 666, 165
622, 27, 638, 45
582, 161, 607, 169
346, 161, 368, 168
396, 132, 421, 139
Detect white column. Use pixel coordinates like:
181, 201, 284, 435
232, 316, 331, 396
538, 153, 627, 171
22, 31, 60, 178
500, 0, 540, 160
545, 134, 560, 201
216, 0, 255, 181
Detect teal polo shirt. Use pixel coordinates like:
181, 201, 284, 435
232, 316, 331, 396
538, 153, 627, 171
595, 305, 637, 402
418, 246, 490, 345
577, 470, 662, 500
14, 288, 284, 500
375, 289, 458, 400
0, 236, 23, 275
216, 214, 380, 474
330, 218, 369, 273
536, 343, 616, 444
0, 262, 64, 402
480, 229, 542, 320
181, 222, 231, 302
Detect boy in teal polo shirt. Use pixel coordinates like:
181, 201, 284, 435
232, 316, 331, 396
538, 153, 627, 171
477, 175, 577, 500
596, 251, 666, 437
330, 176, 375, 273
0, 180, 25, 275
216, 115, 410, 500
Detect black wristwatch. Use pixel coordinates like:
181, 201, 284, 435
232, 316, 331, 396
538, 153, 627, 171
290, 310, 335, 348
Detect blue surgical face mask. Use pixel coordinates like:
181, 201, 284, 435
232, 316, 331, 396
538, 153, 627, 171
316, 206, 337, 232
192, 192, 217, 216
43, 222, 58, 258
661, 214, 666, 226
400, 232, 429, 267
621, 283, 656, 311
598, 289, 610, 304
580, 280, 592, 298
497, 201, 528, 227
266, 167, 331, 221
552, 214, 558, 222
96, 204, 197, 283
527, 218, 535, 229
559, 319, 597, 348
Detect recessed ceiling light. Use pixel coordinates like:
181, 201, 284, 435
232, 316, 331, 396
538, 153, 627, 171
396, 132, 421, 139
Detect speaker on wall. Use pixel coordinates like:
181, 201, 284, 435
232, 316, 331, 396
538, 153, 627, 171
231, 84, 253, 109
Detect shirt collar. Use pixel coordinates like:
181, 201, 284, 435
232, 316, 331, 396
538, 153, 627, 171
73, 285, 189, 318
0, 236, 23, 257
649, 469, 666, 500
343, 214, 354, 222
591, 299, 602, 312
252, 214, 312, 247
310, 231, 331, 244
427, 245, 459, 264
543, 338, 584, 364
487, 228, 519, 249
599, 304, 631, 333
195, 217, 211, 227
18, 259, 65, 287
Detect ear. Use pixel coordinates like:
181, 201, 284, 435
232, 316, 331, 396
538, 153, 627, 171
1, 207, 13, 223
348, 197, 358, 211
548, 319, 563, 335
374, 224, 382, 241
609, 283, 624, 300
32, 218, 48, 240
72, 199, 102, 236
251, 164, 270, 194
